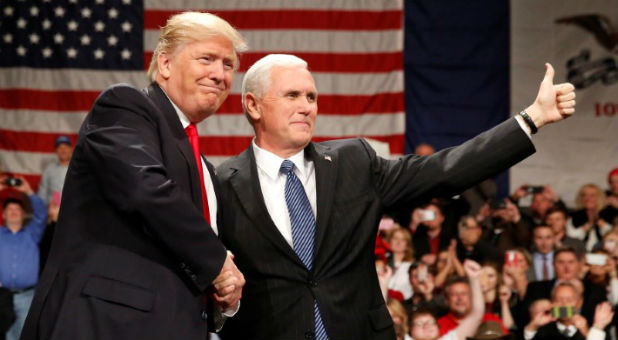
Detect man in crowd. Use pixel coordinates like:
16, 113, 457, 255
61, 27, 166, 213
437, 275, 507, 336
524, 282, 613, 339
216, 52, 575, 339
456, 215, 499, 263
546, 206, 585, 257
412, 203, 456, 265
37, 136, 73, 205
0, 176, 47, 340
482, 198, 531, 255
530, 225, 556, 281
403, 262, 447, 317
22, 12, 246, 339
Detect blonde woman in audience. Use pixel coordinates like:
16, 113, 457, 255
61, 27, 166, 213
387, 298, 412, 340
479, 262, 515, 330
568, 184, 612, 251
387, 227, 415, 299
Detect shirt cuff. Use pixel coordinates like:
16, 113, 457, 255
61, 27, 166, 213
212, 301, 240, 332
515, 115, 533, 140
587, 327, 605, 340
219, 300, 240, 317
523, 327, 537, 340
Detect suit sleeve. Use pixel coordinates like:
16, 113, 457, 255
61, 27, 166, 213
81, 85, 227, 291
366, 118, 535, 210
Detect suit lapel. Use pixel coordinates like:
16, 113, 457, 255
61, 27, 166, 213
307, 143, 337, 263
228, 148, 304, 267
144, 83, 202, 208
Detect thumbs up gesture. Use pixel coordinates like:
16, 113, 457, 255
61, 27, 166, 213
524, 63, 576, 129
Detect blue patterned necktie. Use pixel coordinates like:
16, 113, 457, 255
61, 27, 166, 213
280, 160, 328, 340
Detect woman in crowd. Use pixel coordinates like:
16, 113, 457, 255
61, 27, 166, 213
434, 240, 464, 288
479, 262, 515, 330
387, 227, 415, 299
568, 184, 613, 251
387, 298, 412, 340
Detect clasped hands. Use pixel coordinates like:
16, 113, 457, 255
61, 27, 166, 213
210, 252, 245, 311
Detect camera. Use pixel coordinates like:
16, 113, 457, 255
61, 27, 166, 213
489, 198, 506, 210
551, 305, 575, 319
3, 177, 22, 187
526, 185, 544, 194
419, 209, 436, 222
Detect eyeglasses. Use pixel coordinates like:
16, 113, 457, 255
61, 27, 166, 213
413, 320, 437, 328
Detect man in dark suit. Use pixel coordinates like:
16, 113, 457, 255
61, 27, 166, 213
217, 54, 576, 339
21, 12, 247, 340
523, 282, 613, 339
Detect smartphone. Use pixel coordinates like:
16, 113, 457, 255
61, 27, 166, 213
51, 191, 61, 206
527, 186, 544, 194
419, 210, 435, 222
505, 250, 518, 266
417, 265, 427, 282
551, 305, 575, 319
586, 253, 608, 266
489, 198, 506, 210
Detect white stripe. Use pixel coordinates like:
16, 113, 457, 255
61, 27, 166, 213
0, 150, 57, 175
144, 29, 403, 53
0, 110, 86, 133
145, 0, 403, 11
0, 68, 404, 95
198, 112, 404, 136
1, 108, 403, 136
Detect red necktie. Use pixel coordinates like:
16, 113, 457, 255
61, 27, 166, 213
185, 123, 210, 224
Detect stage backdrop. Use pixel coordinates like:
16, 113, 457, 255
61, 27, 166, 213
0, 0, 404, 189
511, 0, 618, 207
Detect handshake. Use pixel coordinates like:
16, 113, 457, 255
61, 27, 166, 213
210, 252, 245, 311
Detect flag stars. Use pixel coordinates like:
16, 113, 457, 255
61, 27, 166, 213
29, 33, 40, 44
67, 47, 78, 58
29, 6, 39, 17
93, 48, 105, 60
3, 34, 13, 44
54, 6, 65, 18
107, 35, 118, 46
121, 21, 132, 33
16, 45, 26, 56
4, 6, 14, 16
120, 48, 131, 60
17, 18, 27, 29
67, 20, 78, 31
108, 8, 118, 19
42, 19, 52, 30
81, 7, 92, 19
54, 33, 64, 44
94, 21, 105, 32
42, 47, 53, 58
80, 34, 91, 46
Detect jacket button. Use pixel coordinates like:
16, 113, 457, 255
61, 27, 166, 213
201, 309, 208, 320
308, 280, 318, 287
305, 331, 315, 339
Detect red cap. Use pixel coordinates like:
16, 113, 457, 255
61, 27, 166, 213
609, 167, 618, 181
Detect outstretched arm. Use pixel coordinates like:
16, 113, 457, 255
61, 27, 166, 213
454, 260, 485, 340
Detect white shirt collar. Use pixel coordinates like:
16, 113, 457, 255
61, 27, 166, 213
252, 140, 307, 180
556, 322, 577, 337
160, 86, 190, 129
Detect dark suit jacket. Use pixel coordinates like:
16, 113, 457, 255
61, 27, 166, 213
532, 322, 585, 340
217, 118, 535, 339
21, 83, 227, 339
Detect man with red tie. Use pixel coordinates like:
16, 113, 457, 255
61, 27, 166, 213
21, 12, 246, 340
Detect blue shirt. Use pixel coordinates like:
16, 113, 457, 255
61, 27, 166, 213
533, 250, 554, 281
0, 194, 47, 290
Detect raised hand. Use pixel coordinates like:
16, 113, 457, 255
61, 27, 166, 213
592, 301, 614, 330
525, 63, 576, 129
463, 259, 481, 279
211, 252, 245, 310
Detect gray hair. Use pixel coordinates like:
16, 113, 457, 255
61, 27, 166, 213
147, 11, 248, 82
241, 54, 308, 115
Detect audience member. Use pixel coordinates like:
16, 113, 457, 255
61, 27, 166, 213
0, 176, 47, 340
387, 298, 412, 340
37, 136, 72, 205
479, 262, 515, 330
502, 248, 532, 300
524, 282, 613, 339
512, 184, 562, 227
546, 206, 586, 257
456, 215, 500, 263
434, 240, 465, 289
410, 260, 485, 340
602, 167, 618, 225
412, 203, 455, 266
404, 262, 448, 317
568, 184, 613, 251
481, 199, 531, 255
530, 225, 556, 281
437, 274, 507, 336
387, 227, 415, 299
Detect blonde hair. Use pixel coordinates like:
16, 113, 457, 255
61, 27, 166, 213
386, 227, 415, 262
147, 11, 248, 82
575, 183, 606, 213
387, 298, 409, 336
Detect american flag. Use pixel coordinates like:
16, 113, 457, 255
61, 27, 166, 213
0, 0, 404, 190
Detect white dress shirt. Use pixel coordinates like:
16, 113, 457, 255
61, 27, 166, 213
252, 140, 317, 248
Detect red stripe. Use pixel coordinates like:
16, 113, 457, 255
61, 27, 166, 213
1, 91, 404, 115
0, 89, 100, 111
144, 10, 402, 30
144, 52, 403, 73
0, 130, 404, 155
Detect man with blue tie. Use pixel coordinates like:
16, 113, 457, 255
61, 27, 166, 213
216, 54, 576, 339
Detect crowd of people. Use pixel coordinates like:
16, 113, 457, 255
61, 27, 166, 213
377, 163, 618, 340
